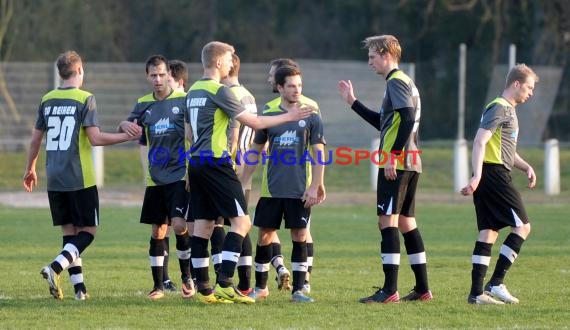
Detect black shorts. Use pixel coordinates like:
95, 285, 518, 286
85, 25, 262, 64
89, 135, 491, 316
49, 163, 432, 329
48, 186, 99, 227
253, 197, 311, 229
376, 169, 419, 217
140, 181, 189, 225
473, 164, 529, 231
188, 157, 248, 220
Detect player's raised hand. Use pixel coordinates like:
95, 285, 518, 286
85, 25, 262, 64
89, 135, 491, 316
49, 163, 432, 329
338, 80, 356, 105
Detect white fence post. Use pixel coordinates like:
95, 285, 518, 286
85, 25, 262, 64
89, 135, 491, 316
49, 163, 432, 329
454, 139, 469, 192
544, 139, 560, 195
371, 138, 380, 191
93, 146, 104, 187
454, 44, 469, 192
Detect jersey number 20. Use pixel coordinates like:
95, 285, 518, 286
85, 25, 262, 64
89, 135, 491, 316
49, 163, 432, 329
46, 116, 76, 151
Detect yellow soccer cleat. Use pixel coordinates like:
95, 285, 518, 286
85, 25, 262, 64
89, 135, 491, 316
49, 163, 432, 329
214, 284, 255, 304
196, 290, 233, 304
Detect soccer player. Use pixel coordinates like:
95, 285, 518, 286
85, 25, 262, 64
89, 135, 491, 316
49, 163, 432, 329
264, 58, 322, 293
218, 52, 256, 296
138, 59, 190, 293
461, 64, 538, 305
118, 55, 193, 300
185, 41, 311, 304
241, 65, 325, 303
23, 50, 141, 300
338, 34, 432, 303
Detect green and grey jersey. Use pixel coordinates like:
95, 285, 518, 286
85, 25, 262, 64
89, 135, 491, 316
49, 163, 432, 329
254, 106, 325, 199
264, 94, 320, 115
479, 97, 519, 171
228, 84, 257, 155
127, 90, 187, 186
186, 79, 245, 159
34, 87, 98, 191
379, 70, 422, 172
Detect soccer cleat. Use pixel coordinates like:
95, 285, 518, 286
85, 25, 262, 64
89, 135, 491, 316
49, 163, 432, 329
239, 288, 253, 296
195, 291, 233, 304
359, 288, 399, 303
484, 283, 519, 304
163, 280, 177, 292
400, 289, 433, 302
291, 290, 314, 303
181, 279, 195, 299
302, 283, 311, 294
248, 287, 269, 300
468, 293, 505, 305
148, 288, 165, 300
40, 265, 62, 300
276, 267, 292, 291
74, 290, 88, 301
214, 284, 255, 304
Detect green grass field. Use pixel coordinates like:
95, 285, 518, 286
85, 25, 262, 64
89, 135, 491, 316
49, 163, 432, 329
0, 203, 569, 329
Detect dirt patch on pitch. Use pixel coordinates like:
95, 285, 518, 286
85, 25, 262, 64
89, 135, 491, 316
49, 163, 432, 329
0, 189, 563, 208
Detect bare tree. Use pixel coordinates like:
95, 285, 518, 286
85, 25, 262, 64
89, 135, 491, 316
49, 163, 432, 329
0, 0, 19, 123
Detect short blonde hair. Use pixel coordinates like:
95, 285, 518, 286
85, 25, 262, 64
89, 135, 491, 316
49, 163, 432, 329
506, 63, 539, 88
201, 41, 235, 69
362, 35, 402, 63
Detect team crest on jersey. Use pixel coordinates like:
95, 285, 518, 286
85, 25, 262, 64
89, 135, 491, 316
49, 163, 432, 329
171, 106, 180, 115
275, 130, 299, 146
298, 120, 306, 128
150, 117, 174, 135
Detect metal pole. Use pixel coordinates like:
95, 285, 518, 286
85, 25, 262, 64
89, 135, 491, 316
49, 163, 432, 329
454, 43, 469, 192
508, 44, 516, 69
544, 139, 560, 195
93, 146, 104, 187
371, 138, 380, 191
408, 63, 415, 82
53, 62, 60, 88
458, 44, 466, 140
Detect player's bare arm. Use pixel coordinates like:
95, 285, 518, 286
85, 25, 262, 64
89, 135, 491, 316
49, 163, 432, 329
461, 128, 492, 196
86, 125, 141, 146
303, 143, 325, 208
514, 152, 536, 188
184, 122, 194, 191
236, 104, 311, 130
22, 129, 44, 192
239, 142, 264, 191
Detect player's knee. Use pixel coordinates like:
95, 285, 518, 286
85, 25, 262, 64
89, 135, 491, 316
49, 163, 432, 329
172, 221, 187, 235
152, 224, 168, 238
232, 218, 251, 236
521, 222, 531, 238
258, 229, 274, 245
512, 222, 531, 239
478, 229, 498, 243
291, 228, 307, 242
